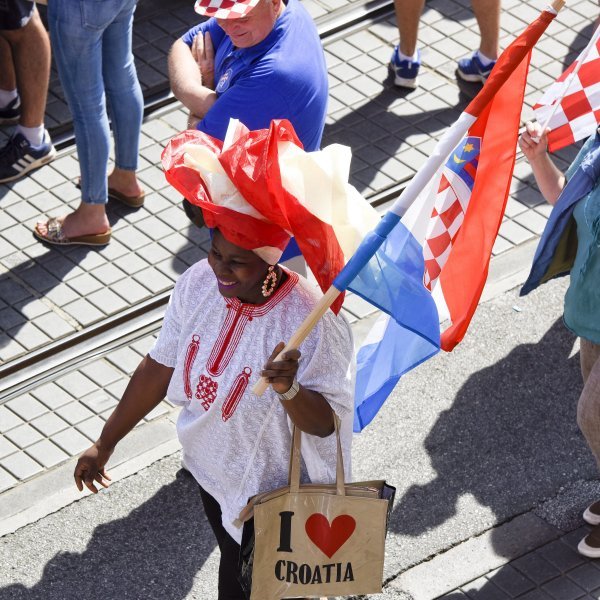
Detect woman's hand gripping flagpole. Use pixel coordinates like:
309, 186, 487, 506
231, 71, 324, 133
252, 0, 565, 400
253, 286, 343, 396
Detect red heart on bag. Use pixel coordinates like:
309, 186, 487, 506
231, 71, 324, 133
305, 513, 356, 558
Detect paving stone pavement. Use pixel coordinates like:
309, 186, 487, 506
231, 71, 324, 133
0, 0, 598, 597
440, 528, 600, 599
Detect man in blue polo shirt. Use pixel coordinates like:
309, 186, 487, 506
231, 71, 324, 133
169, 0, 328, 152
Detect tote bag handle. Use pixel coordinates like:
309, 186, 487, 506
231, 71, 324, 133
289, 413, 345, 496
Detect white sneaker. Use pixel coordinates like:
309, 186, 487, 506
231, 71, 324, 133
578, 533, 600, 558
583, 501, 600, 526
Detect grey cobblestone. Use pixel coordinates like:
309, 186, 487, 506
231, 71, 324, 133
55, 402, 95, 426
0, 406, 24, 433
75, 416, 105, 441
0, 452, 43, 480
31, 412, 70, 437
6, 395, 48, 421
3, 424, 44, 449
32, 311, 76, 339
110, 277, 152, 304
0, 437, 18, 460
513, 552, 563, 585
106, 346, 144, 375
541, 576, 587, 600
52, 428, 93, 456
80, 391, 119, 415
62, 298, 104, 326
540, 540, 587, 572
80, 360, 124, 388
567, 563, 600, 592
55, 371, 97, 399
87, 288, 130, 315
25, 439, 70, 468
31, 382, 75, 410
0, 466, 17, 493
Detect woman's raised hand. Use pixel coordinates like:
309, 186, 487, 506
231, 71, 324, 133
262, 342, 301, 395
519, 121, 550, 162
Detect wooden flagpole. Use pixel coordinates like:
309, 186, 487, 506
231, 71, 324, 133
252, 286, 342, 396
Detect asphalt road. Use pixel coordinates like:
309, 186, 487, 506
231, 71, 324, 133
0, 276, 596, 599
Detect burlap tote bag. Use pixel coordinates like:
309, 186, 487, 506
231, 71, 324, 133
237, 416, 395, 599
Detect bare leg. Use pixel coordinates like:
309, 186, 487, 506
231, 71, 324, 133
1, 6, 50, 127
471, 0, 500, 59
393, 0, 425, 57
0, 36, 16, 91
35, 202, 111, 239
577, 338, 600, 468
107, 167, 144, 198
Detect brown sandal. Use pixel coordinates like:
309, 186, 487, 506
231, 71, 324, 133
34, 217, 112, 246
74, 178, 145, 208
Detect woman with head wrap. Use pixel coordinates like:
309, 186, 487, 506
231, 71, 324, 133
73, 121, 357, 599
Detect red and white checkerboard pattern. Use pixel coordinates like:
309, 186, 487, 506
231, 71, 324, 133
533, 28, 600, 153
423, 173, 467, 290
194, 0, 260, 19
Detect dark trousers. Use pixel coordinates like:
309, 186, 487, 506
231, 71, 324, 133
198, 485, 247, 600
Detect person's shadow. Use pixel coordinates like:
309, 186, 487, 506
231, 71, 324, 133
322, 70, 480, 196
563, 21, 596, 71
0, 470, 217, 600
389, 318, 593, 539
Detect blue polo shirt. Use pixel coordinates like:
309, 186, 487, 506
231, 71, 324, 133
182, 0, 328, 151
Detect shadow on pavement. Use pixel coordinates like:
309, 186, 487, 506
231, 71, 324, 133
563, 21, 595, 71
390, 318, 593, 542
0, 470, 216, 600
324, 76, 478, 194
0, 202, 147, 356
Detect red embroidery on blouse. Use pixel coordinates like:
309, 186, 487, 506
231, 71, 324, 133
183, 335, 200, 399
206, 270, 299, 377
222, 367, 252, 422
207, 305, 251, 377
196, 374, 218, 411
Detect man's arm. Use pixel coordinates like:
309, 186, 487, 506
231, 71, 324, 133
169, 37, 217, 120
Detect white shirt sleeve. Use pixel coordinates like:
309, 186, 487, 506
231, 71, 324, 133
149, 265, 195, 368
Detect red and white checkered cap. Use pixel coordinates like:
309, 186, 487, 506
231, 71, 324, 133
194, 0, 260, 19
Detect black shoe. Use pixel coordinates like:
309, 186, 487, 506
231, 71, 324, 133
0, 132, 56, 184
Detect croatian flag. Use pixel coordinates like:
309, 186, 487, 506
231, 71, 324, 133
533, 25, 600, 152
338, 4, 560, 431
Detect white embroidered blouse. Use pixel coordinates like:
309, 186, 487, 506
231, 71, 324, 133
149, 260, 354, 542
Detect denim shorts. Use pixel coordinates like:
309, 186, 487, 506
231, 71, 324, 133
0, 0, 34, 30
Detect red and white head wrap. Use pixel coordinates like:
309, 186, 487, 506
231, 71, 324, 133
162, 119, 380, 314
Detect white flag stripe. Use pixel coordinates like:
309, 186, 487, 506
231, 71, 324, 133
389, 112, 477, 217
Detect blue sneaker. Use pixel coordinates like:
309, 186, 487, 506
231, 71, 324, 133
389, 46, 420, 89
0, 96, 21, 126
0, 132, 56, 184
457, 52, 496, 83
